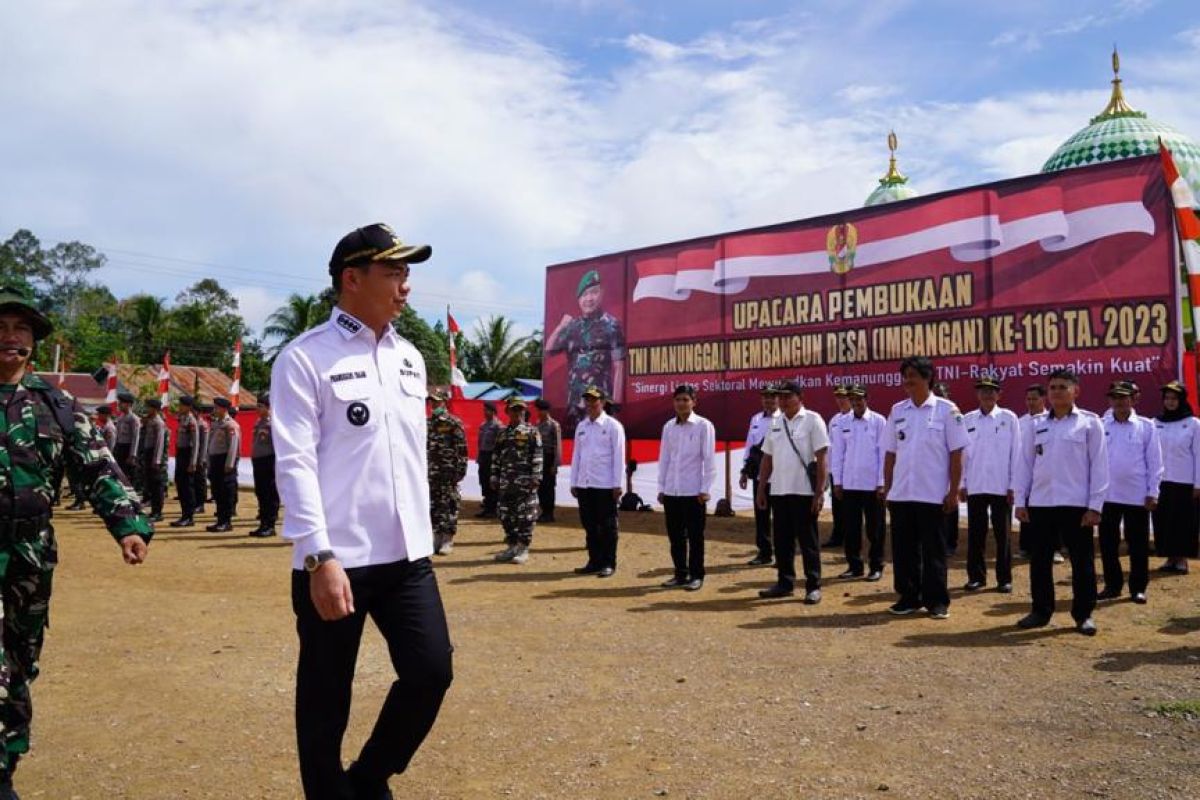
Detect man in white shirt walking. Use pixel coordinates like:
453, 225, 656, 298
1013, 367, 1108, 635
1098, 381, 1162, 604
881, 357, 968, 619
830, 384, 887, 581
960, 377, 1020, 593
570, 385, 626, 577
755, 380, 830, 604
657, 384, 716, 591
272, 223, 453, 799
739, 386, 779, 565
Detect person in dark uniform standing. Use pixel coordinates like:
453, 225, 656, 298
206, 396, 240, 532
475, 402, 501, 518
272, 223, 452, 799
250, 392, 279, 538
1013, 367, 1108, 634
95, 405, 117, 452
739, 386, 779, 565
534, 398, 561, 523
113, 390, 142, 493
140, 398, 169, 523
171, 395, 200, 527
194, 402, 211, 516
0, 286, 151, 800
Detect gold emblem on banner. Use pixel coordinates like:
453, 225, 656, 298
826, 222, 858, 275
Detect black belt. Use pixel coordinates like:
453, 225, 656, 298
2, 514, 51, 538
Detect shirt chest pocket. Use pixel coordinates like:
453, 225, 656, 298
1061, 426, 1088, 452
330, 380, 379, 431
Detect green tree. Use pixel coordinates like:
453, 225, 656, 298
239, 338, 271, 393
121, 294, 168, 364
393, 306, 449, 385
0, 229, 49, 290
41, 240, 106, 323
263, 293, 326, 359
166, 279, 249, 368
461, 315, 534, 385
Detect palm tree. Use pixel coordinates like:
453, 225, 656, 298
466, 315, 533, 384
263, 293, 326, 358
122, 294, 167, 363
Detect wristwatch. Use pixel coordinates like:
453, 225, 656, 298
304, 550, 337, 573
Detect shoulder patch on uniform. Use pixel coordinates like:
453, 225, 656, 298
336, 313, 362, 334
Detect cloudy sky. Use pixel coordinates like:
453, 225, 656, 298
2, 0, 1197, 342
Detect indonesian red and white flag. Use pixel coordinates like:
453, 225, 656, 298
105, 358, 118, 404
1160, 142, 1200, 316
447, 310, 466, 399
157, 351, 171, 406
229, 340, 242, 407
631, 173, 1157, 303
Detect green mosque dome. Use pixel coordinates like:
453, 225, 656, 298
1042, 48, 1200, 199
865, 131, 920, 207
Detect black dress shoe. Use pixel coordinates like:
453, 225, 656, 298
1016, 613, 1051, 629
169, 518, 194, 528
747, 556, 773, 566
574, 565, 601, 575
963, 581, 985, 592
837, 568, 864, 579
866, 570, 883, 582
1097, 587, 1121, 600
249, 527, 276, 538
757, 584, 794, 599
205, 522, 232, 533
148, 514, 164, 523
1131, 592, 1147, 604
596, 567, 615, 578
67, 500, 87, 511
1076, 618, 1097, 636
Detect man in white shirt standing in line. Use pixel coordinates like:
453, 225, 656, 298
738, 386, 779, 565
823, 385, 852, 549
1016, 384, 1048, 558
881, 357, 968, 619
272, 223, 453, 799
570, 385, 626, 577
830, 384, 887, 581
657, 384, 716, 591
1098, 381, 1162, 605
1013, 367, 1108, 635
755, 380, 830, 604
960, 377, 1020, 594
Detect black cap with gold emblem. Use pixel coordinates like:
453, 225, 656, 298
329, 223, 432, 275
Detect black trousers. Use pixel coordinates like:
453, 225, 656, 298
1152, 481, 1199, 558
174, 447, 196, 517
943, 504, 960, 552
663, 495, 707, 580
890, 500, 949, 609
1099, 502, 1150, 595
1028, 506, 1096, 623
751, 478, 772, 558
208, 455, 237, 524
293, 558, 452, 800
113, 443, 141, 493
141, 458, 165, 516
538, 455, 557, 518
478, 451, 496, 512
826, 491, 844, 545
194, 457, 208, 510
841, 489, 885, 573
576, 488, 619, 570
770, 494, 820, 592
253, 455, 280, 527
966, 494, 1012, 586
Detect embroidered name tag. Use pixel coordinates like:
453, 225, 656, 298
330, 371, 367, 383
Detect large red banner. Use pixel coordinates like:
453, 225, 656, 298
544, 156, 1180, 440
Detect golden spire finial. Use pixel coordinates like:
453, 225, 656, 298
1092, 44, 1144, 123
880, 130, 907, 186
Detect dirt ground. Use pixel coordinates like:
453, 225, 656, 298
19, 491, 1200, 799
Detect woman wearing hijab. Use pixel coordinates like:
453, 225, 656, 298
1152, 381, 1200, 574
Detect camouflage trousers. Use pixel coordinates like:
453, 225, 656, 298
0, 519, 56, 775
430, 481, 461, 538
497, 489, 539, 546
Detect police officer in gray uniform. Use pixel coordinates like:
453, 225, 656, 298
250, 392, 279, 538
171, 395, 200, 527
206, 396, 240, 532
113, 391, 142, 492
194, 402, 212, 515
475, 402, 501, 517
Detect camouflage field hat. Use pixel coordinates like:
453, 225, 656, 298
0, 285, 53, 341
427, 388, 448, 402
1106, 381, 1133, 398
329, 223, 431, 275
506, 396, 527, 409
577, 270, 601, 298
582, 385, 605, 400
846, 384, 867, 397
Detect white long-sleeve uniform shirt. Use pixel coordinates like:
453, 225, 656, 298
570, 411, 625, 489
741, 409, 777, 475
884, 395, 969, 504
1102, 412, 1163, 505
1014, 406, 1108, 512
657, 412, 716, 496
272, 307, 433, 570
1155, 416, 1200, 486
961, 405, 1020, 496
829, 408, 887, 491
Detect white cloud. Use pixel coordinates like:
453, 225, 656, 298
230, 285, 289, 338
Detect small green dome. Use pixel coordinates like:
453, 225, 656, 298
1042, 49, 1200, 199
864, 130, 920, 207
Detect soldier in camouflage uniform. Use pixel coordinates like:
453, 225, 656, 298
546, 269, 627, 425
426, 390, 467, 555
0, 287, 151, 800
492, 397, 542, 565
139, 398, 170, 522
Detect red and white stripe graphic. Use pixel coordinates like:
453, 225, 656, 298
632, 174, 1156, 302
157, 351, 171, 406
229, 340, 242, 407
448, 310, 466, 399
105, 358, 118, 404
